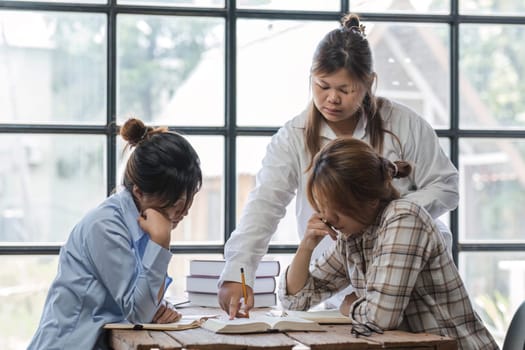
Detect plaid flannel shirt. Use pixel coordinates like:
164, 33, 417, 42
279, 199, 498, 350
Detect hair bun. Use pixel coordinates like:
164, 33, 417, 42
120, 118, 149, 147
341, 13, 366, 37
341, 13, 360, 29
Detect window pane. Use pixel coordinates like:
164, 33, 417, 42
236, 20, 336, 127
460, 252, 525, 347
0, 255, 59, 350
236, 137, 299, 244
0, 134, 106, 242
116, 15, 225, 126
460, 0, 525, 16
438, 138, 451, 227
175, 136, 224, 244
0, 11, 107, 124
238, 0, 339, 11
460, 24, 525, 129
459, 138, 525, 242
119, 0, 223, 7
116, 135, 224, 244
371, 22, 450, 129
351, 0, 449, 14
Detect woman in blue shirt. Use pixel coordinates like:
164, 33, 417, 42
28, 118, 202, 350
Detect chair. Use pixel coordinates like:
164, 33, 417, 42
502, 301, 525, 350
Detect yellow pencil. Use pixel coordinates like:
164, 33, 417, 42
240, 267, 249, 317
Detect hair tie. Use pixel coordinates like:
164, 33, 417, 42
392, 162, 399, 178
140, 128, 149, 142
348, 24, 367, 38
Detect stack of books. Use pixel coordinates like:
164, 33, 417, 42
186, 259, 281, 308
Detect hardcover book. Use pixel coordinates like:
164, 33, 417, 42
187, 291, 277, 308
186, 275, 276, 294
189, 259, 280, 277
201, 315, 324, 334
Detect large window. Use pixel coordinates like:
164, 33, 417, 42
1, 0, 525, 348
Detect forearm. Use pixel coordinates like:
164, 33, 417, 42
286, 244, 314, 295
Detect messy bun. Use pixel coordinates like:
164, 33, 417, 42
341, 13, 366, 37
120, 118, 166, 148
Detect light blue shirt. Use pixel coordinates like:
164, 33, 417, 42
28, 189, 173, 350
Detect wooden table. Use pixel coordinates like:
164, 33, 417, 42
108, 307, 458, 350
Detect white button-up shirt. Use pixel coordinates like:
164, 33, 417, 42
221, 99, 458, 288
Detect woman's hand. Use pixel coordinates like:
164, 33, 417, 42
300, 213, 337, 252
339, 292, 359, 317
138, 208, 172, 249
218, 281, 254, 320
152, 300, 182, 323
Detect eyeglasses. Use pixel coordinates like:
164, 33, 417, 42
350, 321, 383, 338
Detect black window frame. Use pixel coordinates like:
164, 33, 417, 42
1, 0, 525, 265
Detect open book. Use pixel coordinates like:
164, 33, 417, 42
282, 310, 352, 324
201, 315, 325, 334
104, 314, 217, 331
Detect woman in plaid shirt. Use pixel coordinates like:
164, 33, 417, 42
279, 137, 498, 350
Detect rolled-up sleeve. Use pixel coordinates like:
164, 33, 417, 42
279, 242, 350, 311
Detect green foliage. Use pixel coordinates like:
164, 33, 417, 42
460, 23, 525, 127
117, 16, 217, 121
47, 14, 217, 122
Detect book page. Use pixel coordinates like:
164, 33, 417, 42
201, 315, 324, 334
201, 317, 270, 333
284, 310, 352, 324
270, 316, 324, 331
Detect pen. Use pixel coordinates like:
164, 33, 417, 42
240, 267, 249, 317
321, 218, 343, 236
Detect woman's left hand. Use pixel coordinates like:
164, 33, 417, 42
152, 299, 182, 323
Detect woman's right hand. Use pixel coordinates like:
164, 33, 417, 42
138, 208, 171, 249
218, 281, 253, 320
300, 213, 337, 251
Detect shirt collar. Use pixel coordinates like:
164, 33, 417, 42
318, 110, 368, 140
115, 187, 146, 243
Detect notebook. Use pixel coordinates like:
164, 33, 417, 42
104, 314, 217, 331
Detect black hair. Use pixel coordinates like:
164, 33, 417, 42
120, 118, 202, 212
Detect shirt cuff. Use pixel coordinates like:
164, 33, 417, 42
219, 260, 255, 288
349, 296, 367, 323
277, 266, 313, 311
142, 239, 172, 299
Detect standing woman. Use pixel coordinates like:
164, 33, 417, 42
28, 118, 202, 349
219, 13, 458, 318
